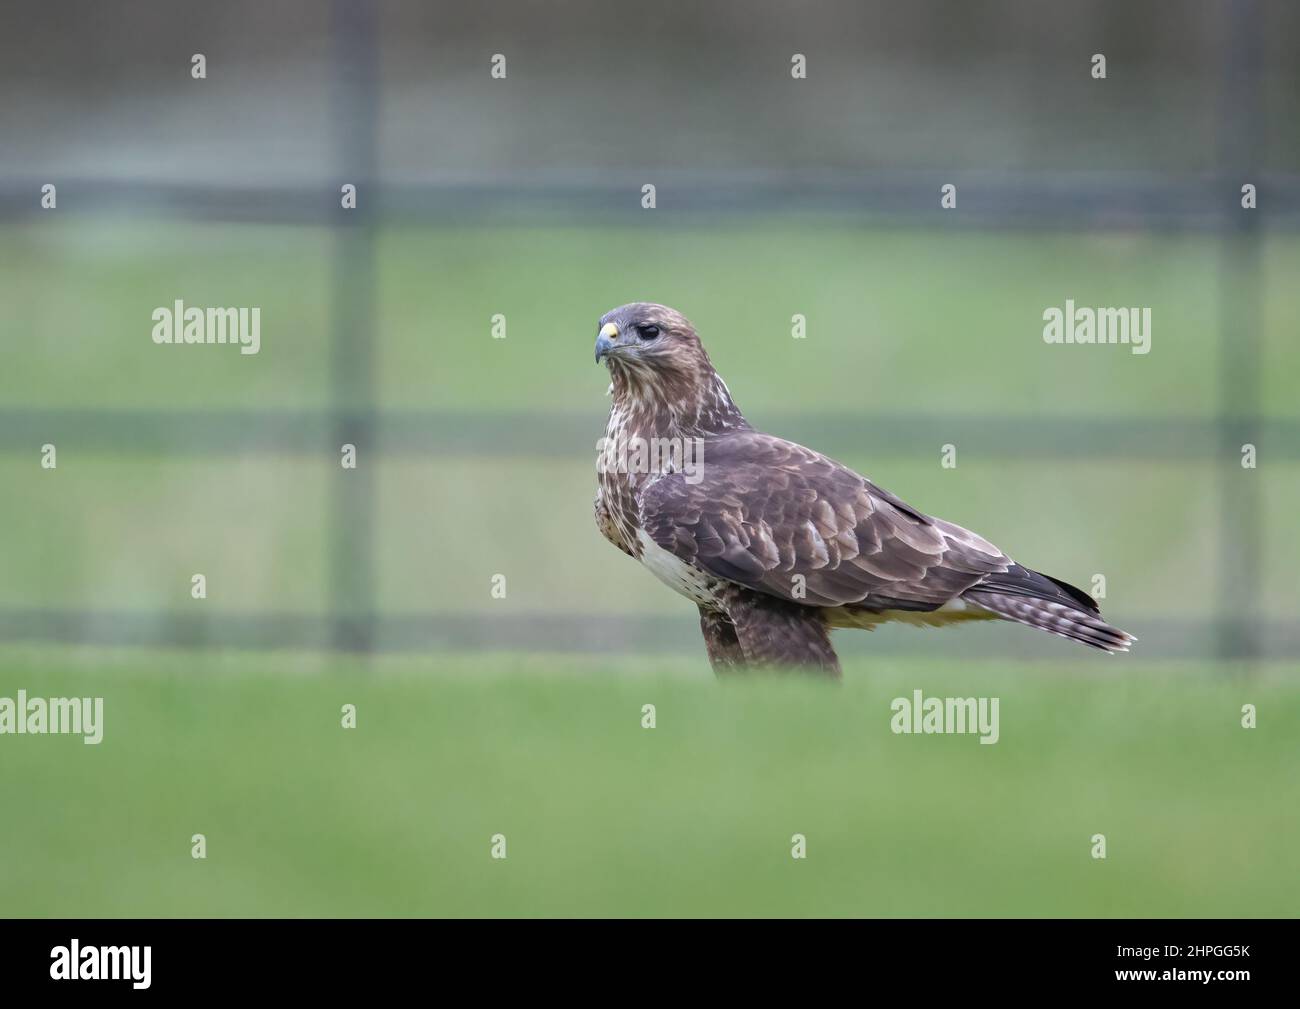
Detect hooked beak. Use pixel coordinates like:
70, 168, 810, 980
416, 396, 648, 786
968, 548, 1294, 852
594, 321, 619, 364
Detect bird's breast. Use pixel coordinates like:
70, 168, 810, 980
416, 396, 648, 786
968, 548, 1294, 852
595, 410, 677, 559
594, 460, 643, 558
633, 529, 726, 607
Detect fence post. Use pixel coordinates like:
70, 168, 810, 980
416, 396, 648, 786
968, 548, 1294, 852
328, 0, 379, 653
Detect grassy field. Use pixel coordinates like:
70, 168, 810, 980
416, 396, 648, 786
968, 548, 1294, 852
1, 218, 1296, 915
1, 645, 1296, 918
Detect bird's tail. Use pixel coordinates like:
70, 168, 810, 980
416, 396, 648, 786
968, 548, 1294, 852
962, 565, 1135, 654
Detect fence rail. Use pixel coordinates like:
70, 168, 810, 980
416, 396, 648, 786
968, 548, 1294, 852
2, 408, 1296, 461
1, 609, 1296, 663
3, 172, 1300, 229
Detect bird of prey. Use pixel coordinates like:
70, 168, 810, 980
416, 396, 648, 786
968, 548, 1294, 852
592, 302, 1134, 678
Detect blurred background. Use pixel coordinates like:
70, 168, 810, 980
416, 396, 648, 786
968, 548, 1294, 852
1, 0, 1298, 663
1, 1, 1298, 916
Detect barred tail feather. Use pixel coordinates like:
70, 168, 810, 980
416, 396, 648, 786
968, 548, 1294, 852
963, 565, 1135, 654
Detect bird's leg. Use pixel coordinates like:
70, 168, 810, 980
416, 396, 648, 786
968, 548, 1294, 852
718, 591, 842, 679
698, 606, 746, 673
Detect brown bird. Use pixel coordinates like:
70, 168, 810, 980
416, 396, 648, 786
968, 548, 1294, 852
593, 302, 1135, 678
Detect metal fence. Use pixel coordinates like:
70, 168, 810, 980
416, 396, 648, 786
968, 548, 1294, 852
0, 0, 1292, 662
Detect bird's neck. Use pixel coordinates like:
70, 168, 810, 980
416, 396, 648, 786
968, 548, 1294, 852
609, 366, 750, 440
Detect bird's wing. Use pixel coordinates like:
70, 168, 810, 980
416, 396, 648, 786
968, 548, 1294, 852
637, 430, 1013, 609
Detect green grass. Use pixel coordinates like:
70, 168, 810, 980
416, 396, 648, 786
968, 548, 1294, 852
1, 218, 1296, 915
1, 646, 1296, 917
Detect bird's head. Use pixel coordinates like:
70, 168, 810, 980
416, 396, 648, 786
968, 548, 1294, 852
593, 303, 711, 391
594, 302, 747, 432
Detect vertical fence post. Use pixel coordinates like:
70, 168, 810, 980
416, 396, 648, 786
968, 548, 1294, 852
1216, 0, 1264, 668
329, 0, 379, 652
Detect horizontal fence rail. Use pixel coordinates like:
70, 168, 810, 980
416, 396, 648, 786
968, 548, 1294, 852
2, 172, 1300, 230
0, 609, 1296, 664
1, 408, 1296, 461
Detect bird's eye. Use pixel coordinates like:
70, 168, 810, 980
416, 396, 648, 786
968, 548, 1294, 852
639, 324, 661, 340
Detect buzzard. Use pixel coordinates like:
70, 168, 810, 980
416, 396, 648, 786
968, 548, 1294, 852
593, 302, 1135, 678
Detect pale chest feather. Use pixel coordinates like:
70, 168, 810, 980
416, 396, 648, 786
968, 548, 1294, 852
592, 403, 684, 561
594, 456, 649, 557
593, 478, 637, 557
594, 396, 729, 606
634, 529, 728, 607
592, 467, 726, 606
594, 403, 640, 556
